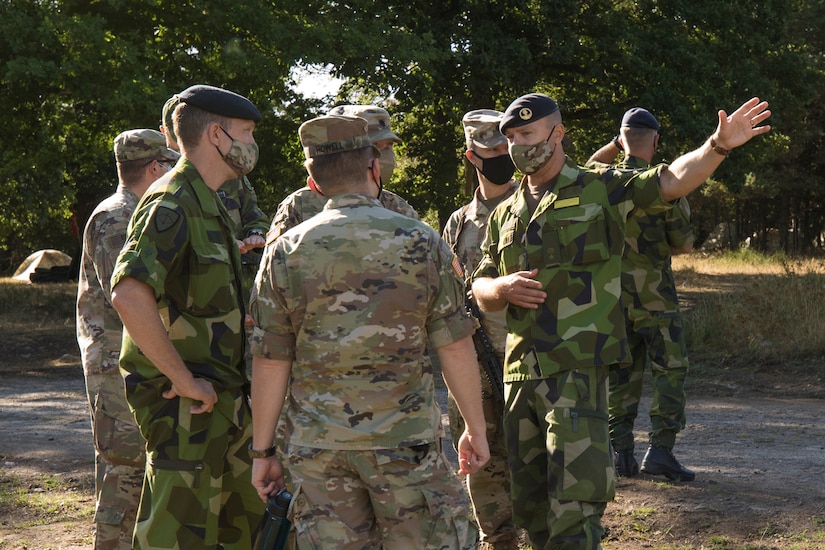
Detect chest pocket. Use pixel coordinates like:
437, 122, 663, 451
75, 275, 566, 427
187, 241, 235, 316
496, 218, 526, 272
544, 203, 610, 266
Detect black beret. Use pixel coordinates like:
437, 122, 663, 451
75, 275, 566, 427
621, 107, 659, 131
500, 93, 560, 133
178, 84, 262, 122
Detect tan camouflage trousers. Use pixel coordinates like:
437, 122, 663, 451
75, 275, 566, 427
448, 381, 519, 549
85, 373, 146, 550
609, 310, 689, 451
505, 370, 615, 550
131, 394, 261, 550
285, 444, 478, 549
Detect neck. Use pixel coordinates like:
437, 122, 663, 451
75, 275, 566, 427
182, 146, 236, 191
477, 173, 513, 200
626, 149, 653, 164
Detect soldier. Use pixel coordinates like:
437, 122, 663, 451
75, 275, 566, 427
161, 94, 269, 254
248, 114, 490, 549
472, 93, 770, 549
442, 109, 520, 549
267, 104, 418, 242
110, 84, 263, 549
587, 108, 695, 481
77, 129, 178, 550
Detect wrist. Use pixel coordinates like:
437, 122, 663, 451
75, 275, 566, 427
248, 443, 277, 459
709, 137, 731, 157
612, 135, 622, 149
247, 229, 265, 238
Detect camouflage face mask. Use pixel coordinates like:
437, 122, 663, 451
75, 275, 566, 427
218, 126, 259, 177
509, 125, 557, 175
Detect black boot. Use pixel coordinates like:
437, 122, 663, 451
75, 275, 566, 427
640, 445, 695, 481
615, 449, 639, 477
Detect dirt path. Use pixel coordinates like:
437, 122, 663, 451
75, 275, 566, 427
1, 370, 824, 549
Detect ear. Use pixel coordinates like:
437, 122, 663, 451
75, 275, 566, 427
307, 176, 324, 197
207, 122, 223, 146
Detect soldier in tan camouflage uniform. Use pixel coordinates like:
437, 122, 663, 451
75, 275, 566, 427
588, 108, 695, 481
442, 109, 520, 549
267, 104, 418, 242
248, 114, 490, 549
111, 85, 264, 549
77, 129, 178, 550
472, 93, 770, 549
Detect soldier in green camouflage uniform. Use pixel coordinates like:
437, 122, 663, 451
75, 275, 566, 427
111, 85, 264, 549
248, 114, 491, 549
77, 129, 179, 550
472, 94, 771, 549
267, 104, 418, 242
587, 108, 695, 481
442, 109, 519, 549
161, 94, 269, 252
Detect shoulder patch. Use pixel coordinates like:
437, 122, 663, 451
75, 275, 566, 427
451, 253, 464, 279
154, 206, 180, 232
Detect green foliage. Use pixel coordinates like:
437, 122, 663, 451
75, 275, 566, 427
1, 0, 824, 271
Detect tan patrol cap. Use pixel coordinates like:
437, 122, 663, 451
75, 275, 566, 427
462, 109, 507, 149
299, 115, 381, 159
113, 129, 180, 162
327, 105, 402, 144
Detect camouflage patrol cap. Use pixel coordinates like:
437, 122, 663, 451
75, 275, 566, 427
113, 129, 180, 162
462, 109, 507, 149
299, 115, 381, 159
621, 107, 659, 131
500, 93, 560, 133
161, 95, 180, 141
178, 84, 262, 122
327, 105, 402, 144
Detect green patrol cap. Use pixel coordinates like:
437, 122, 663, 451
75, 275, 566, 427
299, 115, 381, 159
161, 95, 180, 142
114, 129, 180, 162
327, 105, 402, 144
462, 109, 507, 149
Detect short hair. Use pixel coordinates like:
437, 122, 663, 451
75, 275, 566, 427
620, 126, 658, 150
174, 102, 231, 150
305, 147, 375, 196
118, 156, 162, 186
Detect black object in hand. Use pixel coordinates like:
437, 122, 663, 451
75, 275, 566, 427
253, 488, 293, 550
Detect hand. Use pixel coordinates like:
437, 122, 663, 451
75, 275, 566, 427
457, 430, 490, 475
712, 97, 771, 151
252, 456, 286, 503
162, 377, 218, 414
243, 234, 265, 251
497, 268, 546, 309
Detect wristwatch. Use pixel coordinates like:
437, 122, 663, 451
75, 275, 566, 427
248, 443, 277, 459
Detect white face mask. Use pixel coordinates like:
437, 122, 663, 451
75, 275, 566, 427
217, 127, 259, 177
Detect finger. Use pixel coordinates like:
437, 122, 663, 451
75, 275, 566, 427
162, 388, 178, 400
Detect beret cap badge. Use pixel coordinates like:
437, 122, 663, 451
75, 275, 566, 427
519, 108, 533, 121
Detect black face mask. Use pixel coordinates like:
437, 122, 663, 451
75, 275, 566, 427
479, 153, 515, 185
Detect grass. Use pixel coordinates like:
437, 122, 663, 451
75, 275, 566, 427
0, 470, 94, 527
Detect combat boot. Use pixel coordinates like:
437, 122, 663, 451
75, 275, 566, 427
614, 449, 639, 477
640, 445, 695, 481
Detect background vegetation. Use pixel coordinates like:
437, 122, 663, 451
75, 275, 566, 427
1, 0, 824, 273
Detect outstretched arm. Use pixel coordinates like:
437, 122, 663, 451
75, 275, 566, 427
660, 98, 771, 201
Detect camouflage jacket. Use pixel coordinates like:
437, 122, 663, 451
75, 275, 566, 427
217, 175, 269, 239
77, 184, 138, 377
472, 156, 671, 380
442, 183, 516, 359
619, 156, 694, 313
266, 186, 419, 241
112, 159, 248, 417
250, 193, 473, 450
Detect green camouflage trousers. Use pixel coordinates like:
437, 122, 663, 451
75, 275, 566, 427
448, 378, 519, 549
85, 373, 145, 550
286, 444, 478, 549
505, 370, 615, 550
132, 393, 261, 549
609, 309, 689, 451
